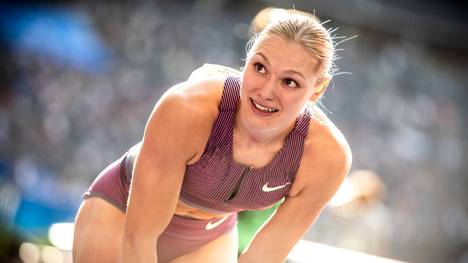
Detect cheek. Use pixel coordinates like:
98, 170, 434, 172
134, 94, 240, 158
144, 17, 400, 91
283, 95, 309, 112
240, 81, 253, 102
241, 73, 258, 93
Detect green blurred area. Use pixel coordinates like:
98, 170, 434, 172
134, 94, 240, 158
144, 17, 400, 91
237, 200, 282, 254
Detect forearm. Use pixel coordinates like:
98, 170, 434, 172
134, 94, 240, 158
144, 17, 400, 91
238, 237, 289, 263
119, 204, 168, 263
120, 233, 158, 263
237, 197, 317, 263
119, 204, 169, 263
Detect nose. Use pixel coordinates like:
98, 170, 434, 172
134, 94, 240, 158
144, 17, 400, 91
258, 77, 276, 101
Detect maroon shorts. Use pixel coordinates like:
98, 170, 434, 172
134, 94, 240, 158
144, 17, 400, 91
83, 152, 238, 262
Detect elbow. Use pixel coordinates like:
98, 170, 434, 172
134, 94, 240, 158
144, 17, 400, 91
121, 219, 162, 253
122, 226, 160, 247
120, 229, 159, 262
239, 252, 286, 263
239, 242, 289, 263
122, 211, 166, 245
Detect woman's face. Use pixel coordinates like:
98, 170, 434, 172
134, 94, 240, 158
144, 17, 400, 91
239, 34, 326, 137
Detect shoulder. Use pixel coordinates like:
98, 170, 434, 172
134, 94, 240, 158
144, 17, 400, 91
306, 106, 352, 169
165, 79, 222, 110
157, 76, 224, 123
188, 63, 241, 84
145, 73, 230, 163
161, 64, 241, 114
289, 106, 352, 200
161, 63, 241, 121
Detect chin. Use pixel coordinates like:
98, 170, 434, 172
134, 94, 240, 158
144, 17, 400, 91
245, 118, 287, 137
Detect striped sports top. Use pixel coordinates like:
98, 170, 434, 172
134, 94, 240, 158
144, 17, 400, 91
178, 75, 311, 213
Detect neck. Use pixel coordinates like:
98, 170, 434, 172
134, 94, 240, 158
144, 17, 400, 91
234, 115, 295, 148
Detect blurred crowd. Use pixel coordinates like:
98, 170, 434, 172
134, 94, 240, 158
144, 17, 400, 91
0, 1, 467, 263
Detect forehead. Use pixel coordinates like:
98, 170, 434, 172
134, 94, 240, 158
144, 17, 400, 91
250, 34, 319, 77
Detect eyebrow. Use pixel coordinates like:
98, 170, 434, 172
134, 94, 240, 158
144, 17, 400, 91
254, 52, 306, 80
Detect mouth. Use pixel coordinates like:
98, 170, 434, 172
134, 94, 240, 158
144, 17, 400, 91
250, 98, 279, 115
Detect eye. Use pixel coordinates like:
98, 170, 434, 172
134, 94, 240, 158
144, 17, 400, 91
283, 78, 299, 88
253, 62, 266, 74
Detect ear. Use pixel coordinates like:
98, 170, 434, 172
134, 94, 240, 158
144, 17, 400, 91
309, 77, 330, 102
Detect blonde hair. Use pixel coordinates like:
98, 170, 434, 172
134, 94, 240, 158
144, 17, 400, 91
248, 8, 336, 78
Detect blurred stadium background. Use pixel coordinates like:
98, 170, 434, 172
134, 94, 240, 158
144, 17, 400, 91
0, 0, 467, 262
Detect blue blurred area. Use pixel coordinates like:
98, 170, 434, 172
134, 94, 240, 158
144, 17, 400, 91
1, 156, 80, 239
14, 197, 76, 239
0, 5, 109, 73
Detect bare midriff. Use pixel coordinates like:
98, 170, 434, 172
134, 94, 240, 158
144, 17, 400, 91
174, 199, 231, 220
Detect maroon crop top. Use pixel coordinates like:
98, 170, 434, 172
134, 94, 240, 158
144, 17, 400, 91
178, 75, 311, 213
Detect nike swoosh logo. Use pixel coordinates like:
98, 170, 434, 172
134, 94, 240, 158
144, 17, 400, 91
205, 215, 229, 231
262, 182, 291, 192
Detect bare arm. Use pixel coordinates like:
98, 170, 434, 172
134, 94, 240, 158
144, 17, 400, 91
119, 82, 212, 263
238, 128, 352, 263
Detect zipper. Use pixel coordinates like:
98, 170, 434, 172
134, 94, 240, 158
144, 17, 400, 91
227, 164, 254, 201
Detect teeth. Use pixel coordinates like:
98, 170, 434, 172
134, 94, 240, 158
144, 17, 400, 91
252, 100, 278, 113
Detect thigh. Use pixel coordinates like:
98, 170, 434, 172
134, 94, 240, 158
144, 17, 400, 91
73, 197, 125, 263
168, 226, 238, 263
